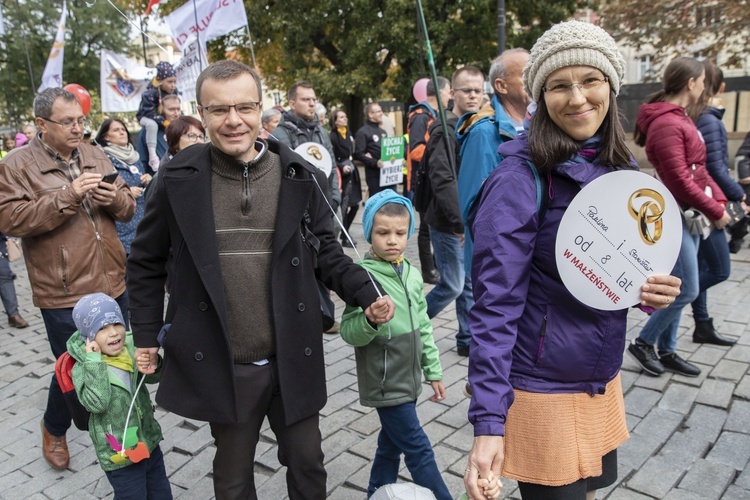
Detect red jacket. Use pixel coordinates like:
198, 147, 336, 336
637, 102, 725, 221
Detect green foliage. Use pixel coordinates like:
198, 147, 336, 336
600, 0, 750, 68
211, 0, 586, 117
0, 0, 135, 126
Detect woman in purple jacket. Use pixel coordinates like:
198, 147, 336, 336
463, 21, 681, 500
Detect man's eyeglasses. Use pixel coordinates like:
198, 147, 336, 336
543, 77, 609, 96
40, 117, 88, 130
200, 102, 261, 119
453, 88, 484, 96
184, 133, 207, 143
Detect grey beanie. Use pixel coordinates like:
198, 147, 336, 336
523, 20, 625, 102
73, 293, 125, 342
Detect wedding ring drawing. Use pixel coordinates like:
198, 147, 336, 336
306, 145, 323, 161
628, 189, 665, 245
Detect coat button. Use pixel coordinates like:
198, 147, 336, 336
304, 347, 312, 356
199, 302, 208, 311
195, 352, 204, 361
298, 303, 305, 312
291, 257, 300, 267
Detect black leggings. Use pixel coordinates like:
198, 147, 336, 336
517, 449, 618, 500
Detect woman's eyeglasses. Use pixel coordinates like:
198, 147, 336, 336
184, 133, 207, 143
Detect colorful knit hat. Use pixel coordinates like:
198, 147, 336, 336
73, 293, 125, 342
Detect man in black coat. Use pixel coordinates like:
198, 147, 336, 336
127, 60, 394, 500
354, 102, 389, 196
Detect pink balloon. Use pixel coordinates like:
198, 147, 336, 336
412, 78, 429, 102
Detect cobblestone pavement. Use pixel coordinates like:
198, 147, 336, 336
1, 213, 749, 499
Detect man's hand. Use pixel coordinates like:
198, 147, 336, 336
71, 172, 103, 199
364, 295, 395, 324
135, 347, 159, 374
89, 180, 118, 206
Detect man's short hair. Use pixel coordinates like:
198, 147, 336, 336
33, 88, 78, 119
162, 94, 181, 106
426, 77, 449, 97
288, 81, 314, 102
489, 48, 529, 95
195, 60, 262, 105
364, 102, 381, 116
261, 108, 281, 125
451, 66, 485, 87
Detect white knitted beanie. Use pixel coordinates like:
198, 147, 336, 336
523, 20, 625, 102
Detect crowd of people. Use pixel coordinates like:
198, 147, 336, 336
0, 17, 748, 500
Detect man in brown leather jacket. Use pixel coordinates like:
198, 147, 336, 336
0, 88, 136, 470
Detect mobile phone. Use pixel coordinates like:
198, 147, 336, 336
100, 172, 119, 184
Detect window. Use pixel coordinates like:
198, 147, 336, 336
273, 91, 281, 107
696, 4, 721, 26
639, 55, 656, 82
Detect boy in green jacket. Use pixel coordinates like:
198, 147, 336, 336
67, 293, 171, 499
341, 190, 450, 499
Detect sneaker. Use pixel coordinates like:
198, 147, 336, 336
457, 345, 470, 357
325, 321, 340, 334
463, 382, 473, 398
627, 339, 664, 376
659, 352, 701, 377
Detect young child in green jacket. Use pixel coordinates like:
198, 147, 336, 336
68, 293, 171, 499
340, 190, 451, 500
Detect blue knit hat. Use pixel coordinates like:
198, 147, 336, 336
73, 293, 125, 342
361, 190, 415, 243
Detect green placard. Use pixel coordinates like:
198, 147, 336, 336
381, 136, 405, 161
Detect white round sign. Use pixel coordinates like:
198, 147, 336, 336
295, 142, 332, 177
555, 170, 682, 310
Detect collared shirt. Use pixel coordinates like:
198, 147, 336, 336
38, 132, 81, 182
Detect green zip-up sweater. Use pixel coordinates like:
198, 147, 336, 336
341, 256, 442, 408
67, 332, 163, 472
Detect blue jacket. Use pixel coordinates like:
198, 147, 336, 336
468, 136, 628, 437
696, 107, 744, 201
456, 94, 520, 275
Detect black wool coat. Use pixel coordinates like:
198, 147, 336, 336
126, 139, 381, 425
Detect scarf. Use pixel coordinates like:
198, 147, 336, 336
367, 248, 404, 275
337, 126, 348, 139
102, 347, 134, 373
103, 143, 140, 166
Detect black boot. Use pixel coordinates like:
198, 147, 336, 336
693, 318, 737, 346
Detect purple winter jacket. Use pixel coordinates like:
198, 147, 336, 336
468, 136, 630, 437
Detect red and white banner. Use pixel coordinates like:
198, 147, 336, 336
164, 0, 248, 52
145, 0, 166, 15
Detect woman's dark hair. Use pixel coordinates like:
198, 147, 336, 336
691, 59, 724, 121
93, 118, 132, 148
528, 90, 633, 171
634, 57, 704, 146
329, 108, 346, 131
165, 116, 206, 155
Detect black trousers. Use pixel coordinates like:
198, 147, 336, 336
517, 449, 618, 500
210, 361, 326, 500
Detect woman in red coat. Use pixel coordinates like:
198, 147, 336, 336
628, 57, 730, 378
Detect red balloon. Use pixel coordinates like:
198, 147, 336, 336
63, 83, 92, 116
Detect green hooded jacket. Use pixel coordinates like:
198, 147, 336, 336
341, 256, 442, 407
67, 331, 163, 472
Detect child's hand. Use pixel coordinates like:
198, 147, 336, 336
85, 338, 98, 353
135, 347, 159, 374
429, 380, 446, 402
364, 295, 395, 324
480, 470, 502, 499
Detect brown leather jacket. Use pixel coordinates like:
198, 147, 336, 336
0, 136, 136, 308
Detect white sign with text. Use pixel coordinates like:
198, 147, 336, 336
555, 170, 681, 310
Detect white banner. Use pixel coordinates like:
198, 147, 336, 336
38, 0, 67, 92
174, 36, 209, 102
0, 5, 6, 36
100, 49, 156, 112
164, 0, 248, 52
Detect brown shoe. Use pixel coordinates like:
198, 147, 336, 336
8, 313, 28, 329
41, 419, 69, 470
